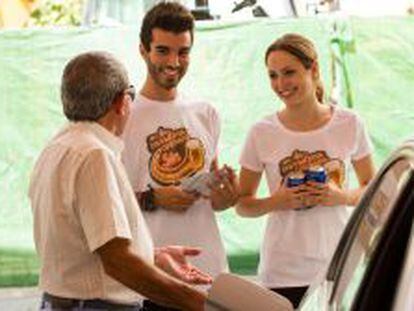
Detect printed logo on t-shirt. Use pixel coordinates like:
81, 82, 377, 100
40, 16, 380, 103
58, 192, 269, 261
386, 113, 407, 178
146, 126, 205, 185
279, 149, 345, 187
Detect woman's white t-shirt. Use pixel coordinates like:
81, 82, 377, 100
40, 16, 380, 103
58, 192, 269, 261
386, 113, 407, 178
239, 105, 373, 288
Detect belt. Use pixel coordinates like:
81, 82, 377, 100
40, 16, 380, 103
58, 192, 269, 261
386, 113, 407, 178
42, 292, 142, 310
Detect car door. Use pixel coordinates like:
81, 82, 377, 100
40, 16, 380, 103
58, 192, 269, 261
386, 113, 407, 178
392, 210, 414, 311
300, 143, 414, 311
347, 159, 414, 310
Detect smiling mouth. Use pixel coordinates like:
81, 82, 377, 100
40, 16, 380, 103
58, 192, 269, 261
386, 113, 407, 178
278, 89, 295, 98
162, 67, 180, 78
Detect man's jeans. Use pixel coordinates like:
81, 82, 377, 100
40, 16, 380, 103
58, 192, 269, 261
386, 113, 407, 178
40, 293, 143, 310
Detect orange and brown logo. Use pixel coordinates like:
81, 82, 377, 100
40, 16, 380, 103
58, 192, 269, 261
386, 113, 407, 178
147, 127, 205, 186
279, 149, 345, 187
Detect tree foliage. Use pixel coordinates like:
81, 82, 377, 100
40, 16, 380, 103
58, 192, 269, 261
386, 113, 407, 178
28, 0, 84, 27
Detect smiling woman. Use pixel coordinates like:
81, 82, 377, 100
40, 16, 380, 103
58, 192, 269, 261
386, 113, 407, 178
236, 33, 376, 308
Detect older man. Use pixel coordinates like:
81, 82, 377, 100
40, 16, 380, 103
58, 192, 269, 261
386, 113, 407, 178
29, 51, 211, 311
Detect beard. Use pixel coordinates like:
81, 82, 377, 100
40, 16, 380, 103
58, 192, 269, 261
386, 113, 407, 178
146, 59, 187, 90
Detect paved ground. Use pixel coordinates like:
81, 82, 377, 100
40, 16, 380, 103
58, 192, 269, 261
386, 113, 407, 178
0, 287, 41, 311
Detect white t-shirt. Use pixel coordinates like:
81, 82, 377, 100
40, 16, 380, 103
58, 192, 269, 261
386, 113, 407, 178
239, 105, 373, 288
122, 94, 228, 279
29, 122, 154, 304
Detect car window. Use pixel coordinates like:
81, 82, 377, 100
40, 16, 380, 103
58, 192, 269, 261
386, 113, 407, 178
331, 159, 413, 309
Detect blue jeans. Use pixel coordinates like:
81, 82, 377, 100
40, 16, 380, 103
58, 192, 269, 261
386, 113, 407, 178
40, 293, 142, 310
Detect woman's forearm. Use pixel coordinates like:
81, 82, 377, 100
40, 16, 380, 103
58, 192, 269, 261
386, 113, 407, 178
344, 186, 367, 206
236, 195, 278, 217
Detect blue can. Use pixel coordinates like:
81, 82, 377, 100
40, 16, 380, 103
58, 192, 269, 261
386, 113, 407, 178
287, 172, 306, 188
305, 166, 327, 183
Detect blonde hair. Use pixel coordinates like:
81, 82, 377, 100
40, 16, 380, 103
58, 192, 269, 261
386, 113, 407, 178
265, 33, 324, 103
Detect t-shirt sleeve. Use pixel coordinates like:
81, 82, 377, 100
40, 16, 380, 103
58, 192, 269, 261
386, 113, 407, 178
352, 114, 374, 161
121, 122, 143, 192
239, 126, 263, 172
76, 149, 132, 252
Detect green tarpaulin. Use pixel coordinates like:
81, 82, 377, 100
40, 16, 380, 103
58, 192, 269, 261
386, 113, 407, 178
1, 16, 414, 286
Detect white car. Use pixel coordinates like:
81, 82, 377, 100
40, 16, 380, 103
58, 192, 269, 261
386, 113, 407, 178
299, 140, 414, 311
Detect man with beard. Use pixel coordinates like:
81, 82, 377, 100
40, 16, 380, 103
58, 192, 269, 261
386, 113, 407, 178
122, 2, 240, 310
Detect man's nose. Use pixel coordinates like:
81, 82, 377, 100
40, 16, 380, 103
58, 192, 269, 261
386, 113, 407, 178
166, 53, 179, 67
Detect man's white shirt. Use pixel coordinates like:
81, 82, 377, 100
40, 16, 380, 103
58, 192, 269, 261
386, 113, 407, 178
29, 122, 153, 304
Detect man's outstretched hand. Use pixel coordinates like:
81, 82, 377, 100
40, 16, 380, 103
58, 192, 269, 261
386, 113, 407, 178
155, 246, 213, 285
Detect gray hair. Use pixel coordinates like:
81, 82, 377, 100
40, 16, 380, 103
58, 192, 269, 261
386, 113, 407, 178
61, 51, 129, 121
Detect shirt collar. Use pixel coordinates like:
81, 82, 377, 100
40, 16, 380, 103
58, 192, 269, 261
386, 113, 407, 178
70, 121, 124, 154
137, 92, 184, 105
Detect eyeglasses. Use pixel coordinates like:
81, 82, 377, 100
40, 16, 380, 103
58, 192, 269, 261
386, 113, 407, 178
124, 85, 136, 101
113, 85, 136, 103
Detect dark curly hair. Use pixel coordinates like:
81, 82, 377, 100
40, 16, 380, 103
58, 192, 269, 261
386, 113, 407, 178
140, 1, 195, 52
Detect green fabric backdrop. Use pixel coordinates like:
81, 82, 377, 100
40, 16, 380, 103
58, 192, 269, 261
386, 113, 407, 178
1, 16, 413, 286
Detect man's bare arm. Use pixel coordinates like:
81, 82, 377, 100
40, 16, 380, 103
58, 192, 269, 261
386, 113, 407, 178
97, 237, 206, 311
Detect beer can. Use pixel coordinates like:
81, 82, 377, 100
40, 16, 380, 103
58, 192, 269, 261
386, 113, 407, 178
306, 166, 327, 183
287, 172, 306, 188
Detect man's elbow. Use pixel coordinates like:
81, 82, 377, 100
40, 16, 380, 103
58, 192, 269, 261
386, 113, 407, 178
96, 238, 134, 278
99, 254, 118, 276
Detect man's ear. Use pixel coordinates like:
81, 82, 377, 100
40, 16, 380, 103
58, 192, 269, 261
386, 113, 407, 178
113, 95, 128, 116
139, 43, 148, 59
